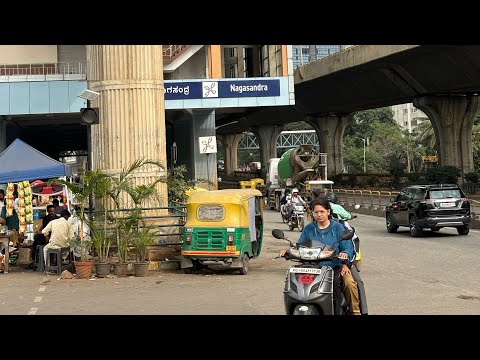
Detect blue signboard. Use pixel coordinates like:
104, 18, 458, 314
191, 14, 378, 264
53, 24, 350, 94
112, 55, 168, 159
164, 79, 280, 100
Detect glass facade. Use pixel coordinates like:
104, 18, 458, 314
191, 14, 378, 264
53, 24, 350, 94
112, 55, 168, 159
292, 45, 343, 69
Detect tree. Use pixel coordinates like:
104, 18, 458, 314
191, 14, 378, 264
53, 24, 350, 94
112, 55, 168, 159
473, 123, 480, 171
344, 107, 398, 140
412, 118, 436, 151
283, 121, 312, 131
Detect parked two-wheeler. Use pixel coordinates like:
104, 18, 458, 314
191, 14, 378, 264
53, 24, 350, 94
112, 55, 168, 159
272, 228, 354, 315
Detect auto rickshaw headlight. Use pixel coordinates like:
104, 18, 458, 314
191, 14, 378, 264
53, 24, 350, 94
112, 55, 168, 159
228, 233, 234, 245
186, 233, 192, 245
186, 228, 193, 232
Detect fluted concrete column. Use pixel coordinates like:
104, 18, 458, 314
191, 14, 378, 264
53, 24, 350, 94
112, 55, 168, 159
218, 133, 244, 175
86, 45, 167, 207
306, 114, 353, 177
414, 95, 480, 184
251, 125, 283, 178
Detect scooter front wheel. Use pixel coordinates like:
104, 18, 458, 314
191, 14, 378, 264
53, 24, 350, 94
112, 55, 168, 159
298, 217, 305, 232
293, 304, 320, 315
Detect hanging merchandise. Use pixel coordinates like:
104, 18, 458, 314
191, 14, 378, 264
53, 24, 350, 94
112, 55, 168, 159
5, 181, 33, 235
6, 183, 15, 217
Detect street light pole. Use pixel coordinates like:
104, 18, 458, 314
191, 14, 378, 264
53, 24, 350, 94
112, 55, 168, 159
361, 138, 366, 173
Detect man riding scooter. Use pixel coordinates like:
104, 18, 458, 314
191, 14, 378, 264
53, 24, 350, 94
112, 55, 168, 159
287, 189, 306, 222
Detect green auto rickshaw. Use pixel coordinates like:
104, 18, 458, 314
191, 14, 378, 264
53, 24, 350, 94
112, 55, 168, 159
181, 188, 264, 275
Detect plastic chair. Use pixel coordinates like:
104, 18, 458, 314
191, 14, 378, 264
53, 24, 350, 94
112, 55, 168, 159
33, 245, 45, 272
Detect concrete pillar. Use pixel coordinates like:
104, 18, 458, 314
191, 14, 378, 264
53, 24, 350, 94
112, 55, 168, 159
218, 133, 244, 175
306, 114, 353, 177
86, 45, 168, 207
251, 125, 283, 179
192, 109, 218, 190
414, 95, 480, 183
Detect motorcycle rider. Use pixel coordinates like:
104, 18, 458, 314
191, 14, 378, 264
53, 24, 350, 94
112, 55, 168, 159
324, 191, 368, 315
280, 189, 291, 218
279, 197, 359, 315
287, 188, 306, 222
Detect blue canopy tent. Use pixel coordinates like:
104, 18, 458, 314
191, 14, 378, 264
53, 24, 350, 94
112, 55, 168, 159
0, 138, 72, 184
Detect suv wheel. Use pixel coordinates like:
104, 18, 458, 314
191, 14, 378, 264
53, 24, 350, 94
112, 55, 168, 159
409, 216, 423, 237
457, 226, 469, 235
386, 213, 398, 233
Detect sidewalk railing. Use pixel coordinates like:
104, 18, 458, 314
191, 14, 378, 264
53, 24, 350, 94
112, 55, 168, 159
0, 62, 87, 81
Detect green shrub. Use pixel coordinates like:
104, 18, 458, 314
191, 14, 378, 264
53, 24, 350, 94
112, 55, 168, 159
464, 171, 479, 183
425, 165, 461, 184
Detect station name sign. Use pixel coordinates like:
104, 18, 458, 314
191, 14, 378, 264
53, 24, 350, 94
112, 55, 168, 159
164, 79, 280, 100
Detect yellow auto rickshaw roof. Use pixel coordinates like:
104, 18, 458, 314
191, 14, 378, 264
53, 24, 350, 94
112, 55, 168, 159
186, 188, 263, 205
185, 186, 208, 197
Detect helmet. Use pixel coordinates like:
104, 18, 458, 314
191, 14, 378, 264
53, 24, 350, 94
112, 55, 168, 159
325, 192, 339, 204
292, 188, 299, 194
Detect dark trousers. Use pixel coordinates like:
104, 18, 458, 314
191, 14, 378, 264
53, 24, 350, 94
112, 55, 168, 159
351, 264, 368, 314
333, 268, 343, 315
31, 234, 47, 261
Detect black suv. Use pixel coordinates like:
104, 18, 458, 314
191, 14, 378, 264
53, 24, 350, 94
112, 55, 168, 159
385, 184, 471, 236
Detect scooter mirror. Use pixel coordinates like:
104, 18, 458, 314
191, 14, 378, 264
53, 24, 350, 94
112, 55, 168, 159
340, 229, 355, 240
354, 204, 361, 210
272, 229, 285, 239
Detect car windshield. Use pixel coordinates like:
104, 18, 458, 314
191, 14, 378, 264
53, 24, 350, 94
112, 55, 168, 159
429, 189, 462, 199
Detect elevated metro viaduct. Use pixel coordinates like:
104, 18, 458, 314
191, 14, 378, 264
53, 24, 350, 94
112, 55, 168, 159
216, 45, 480, 184
2, 44, 480, 202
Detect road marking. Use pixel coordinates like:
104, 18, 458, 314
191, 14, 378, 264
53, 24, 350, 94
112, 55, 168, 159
34, 296, 43, 303
38, 286, 46, 292
28, 307, 38, 315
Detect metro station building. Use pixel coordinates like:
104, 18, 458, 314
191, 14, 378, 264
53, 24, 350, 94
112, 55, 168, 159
0, 45, 295, 202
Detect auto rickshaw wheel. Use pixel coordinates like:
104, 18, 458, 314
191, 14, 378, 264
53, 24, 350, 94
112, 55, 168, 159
239, 254, 249, 275
183, 267, 193, 274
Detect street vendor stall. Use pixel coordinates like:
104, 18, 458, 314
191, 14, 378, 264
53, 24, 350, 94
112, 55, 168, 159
0, 138, 73, 269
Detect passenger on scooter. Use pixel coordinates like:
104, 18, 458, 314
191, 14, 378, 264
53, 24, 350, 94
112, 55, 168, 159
279, 197, 359, 315
324, 191, 368, 315
287, 188, 306, 221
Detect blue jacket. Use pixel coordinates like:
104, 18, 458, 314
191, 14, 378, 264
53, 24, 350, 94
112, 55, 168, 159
297, 220, 354, 268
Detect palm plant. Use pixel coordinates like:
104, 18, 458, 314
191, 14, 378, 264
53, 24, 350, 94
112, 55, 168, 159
107, 158, 165, 263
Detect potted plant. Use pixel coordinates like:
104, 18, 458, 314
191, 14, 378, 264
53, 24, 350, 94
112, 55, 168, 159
90, 220, 113, 277
69, 235, 93, 279
107, 158, 165, 276
130, 220, 156, 277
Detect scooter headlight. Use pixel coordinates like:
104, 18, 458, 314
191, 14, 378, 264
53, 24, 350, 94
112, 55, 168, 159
298, 247, 322, 260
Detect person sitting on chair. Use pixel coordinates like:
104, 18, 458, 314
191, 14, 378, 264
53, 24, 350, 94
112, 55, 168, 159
25, 205, 59, 269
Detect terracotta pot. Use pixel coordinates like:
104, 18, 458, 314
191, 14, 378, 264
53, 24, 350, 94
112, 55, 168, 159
74, 260, 93, 279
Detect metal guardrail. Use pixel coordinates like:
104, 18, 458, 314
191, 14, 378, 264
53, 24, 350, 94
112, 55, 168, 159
90, 205, 186, 245
162, 45, 188, 62
333, 188, 480, 218
0, 62, 87, 81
